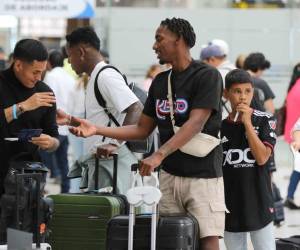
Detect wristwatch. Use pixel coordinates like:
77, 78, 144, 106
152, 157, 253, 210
17, 103, 25, 115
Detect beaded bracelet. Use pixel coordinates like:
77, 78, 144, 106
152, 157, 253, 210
12, 104, 18, 119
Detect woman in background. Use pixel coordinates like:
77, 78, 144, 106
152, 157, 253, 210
142, 64, 162, 92
284, 63, 300, 209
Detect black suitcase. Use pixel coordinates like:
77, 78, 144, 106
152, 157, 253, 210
106, 214, 199, 250
272, 182, 285, 226
0, 161, 52, 245
276, 235, 300, 250
106, 164, 199, 250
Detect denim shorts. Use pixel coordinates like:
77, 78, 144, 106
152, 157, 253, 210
224, 222, 275, 250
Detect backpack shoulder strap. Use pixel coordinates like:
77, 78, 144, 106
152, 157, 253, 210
93, 65, 125, 127
94, 65, 122, 107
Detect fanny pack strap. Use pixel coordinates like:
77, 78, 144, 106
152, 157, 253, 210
167, 70, 220, 139
167, 70, 176, 130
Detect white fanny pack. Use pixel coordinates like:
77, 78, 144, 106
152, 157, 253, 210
167, 71, 220, 157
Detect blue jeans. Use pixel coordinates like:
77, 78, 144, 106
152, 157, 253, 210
287, 170, 300, 199
40, 135, 70, 193
224, 222, 275, 250
40, 149, 59, 178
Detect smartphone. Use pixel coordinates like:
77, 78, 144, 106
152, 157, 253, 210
17, 129, 43, 142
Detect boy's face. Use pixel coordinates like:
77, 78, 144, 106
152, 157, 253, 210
224, 82, 254, 110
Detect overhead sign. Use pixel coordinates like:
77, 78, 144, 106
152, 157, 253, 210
0, 0, 95, 18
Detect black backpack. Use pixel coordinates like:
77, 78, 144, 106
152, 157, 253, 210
93, 65, 153, 153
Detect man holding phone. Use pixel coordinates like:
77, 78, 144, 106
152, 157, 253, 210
0, 39, 59, 197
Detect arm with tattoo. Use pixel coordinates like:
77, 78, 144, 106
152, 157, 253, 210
122, 101, 143, 126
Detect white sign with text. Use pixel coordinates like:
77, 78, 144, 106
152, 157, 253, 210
0, 0, 95, 18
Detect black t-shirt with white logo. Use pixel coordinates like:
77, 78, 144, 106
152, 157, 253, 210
221, 110, 276, 232
143, 60, 223, 178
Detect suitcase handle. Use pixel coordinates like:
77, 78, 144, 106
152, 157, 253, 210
15, 173, 42, 248
95, 153, 118, 194
131, 163, 139, 172
131, 171, 159, 189
131, 163, 160, 173
127, 169, 161, 250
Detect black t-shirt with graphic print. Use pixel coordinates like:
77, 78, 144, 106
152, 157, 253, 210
221, 110, 276, 232
143, 60, 223, 178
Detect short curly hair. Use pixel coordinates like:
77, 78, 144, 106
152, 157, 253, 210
66, 26, 100, 51
160, 17, 196, 48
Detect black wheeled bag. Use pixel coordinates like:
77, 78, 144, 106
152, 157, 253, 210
276, 235, 300, 250
106, 164, 199, 250
0, 161, 51, 244
106, 214, 199, 250
47, 153, 129, 250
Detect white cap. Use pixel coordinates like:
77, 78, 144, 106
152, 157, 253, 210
210, 39, 229, 56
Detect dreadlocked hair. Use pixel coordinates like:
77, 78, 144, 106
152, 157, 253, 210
160, 17, 196, 48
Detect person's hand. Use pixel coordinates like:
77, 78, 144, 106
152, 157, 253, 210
139, 152, 163, 176
30, 134, 56, 150
22, 92, 56, 112
291, 140, 300, 151
236, 103, 253, 125
69, 117, 97, 138
56, 109, 70, 126
96, 144, 118, 158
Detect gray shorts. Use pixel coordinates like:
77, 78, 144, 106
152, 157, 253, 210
159, 170, 228, 238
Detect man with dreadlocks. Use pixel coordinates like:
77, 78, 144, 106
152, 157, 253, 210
66, 17, 226, 249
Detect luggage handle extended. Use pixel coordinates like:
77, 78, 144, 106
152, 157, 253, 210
15, 173, 42, 248
95, 153, 118, 194
127, 164, 162, 250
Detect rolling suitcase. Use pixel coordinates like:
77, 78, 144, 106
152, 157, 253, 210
48, 153, 129, 250
276, 235, 300, 250
0, 171, 51, 249
106, 164, 199, 250
0, 162, 52, 245
107, 214, 199, 250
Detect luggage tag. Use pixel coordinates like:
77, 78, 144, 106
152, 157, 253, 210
98, 186, 113, 193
